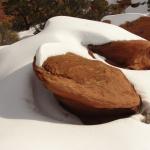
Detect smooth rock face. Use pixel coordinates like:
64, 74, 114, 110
88, 40, 150, 70
33, 53, 141, 124
120, 16, 150, 40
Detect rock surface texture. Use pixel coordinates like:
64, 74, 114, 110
33, 53, 141, 124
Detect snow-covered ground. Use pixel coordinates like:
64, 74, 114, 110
0, 15, 150, 150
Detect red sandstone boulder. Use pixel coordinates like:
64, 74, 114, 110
33, 53, 141, 124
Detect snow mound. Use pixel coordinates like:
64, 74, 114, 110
0, 16, 150, 150
36, 16, 144, 66
36, 42, 92, 66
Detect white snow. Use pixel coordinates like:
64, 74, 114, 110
18, 28, 35, 39
132, 0, 148, 4
36, 16, 144, 66
126, 4, 149, 14
36, 42, 92, 66
106, 0, 117, 5
0, 45, 8, 50
122, 69, 150, 102
0, 16, 150, 150
126, 1, 149, 14
47, 16, 144, 44
101, 13, 148, 26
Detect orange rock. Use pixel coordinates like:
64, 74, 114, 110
120, 16, 150, 40
33, 53, 141, 124
88, 40, 150, 70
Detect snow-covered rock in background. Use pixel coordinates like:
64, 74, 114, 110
126, 3, 149, 14
0, 16, 150, 150
107, 0, 149, 15
101, 13, 148, 25
126, 0, 149, 14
